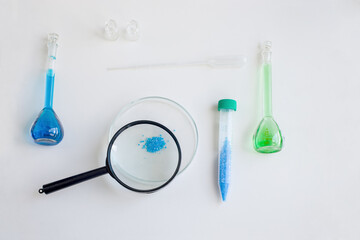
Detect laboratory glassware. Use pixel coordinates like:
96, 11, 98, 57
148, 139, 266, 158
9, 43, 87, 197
104, 19, 140, 41
124, 20, 140, 41
107, 55, 247, 70
104, 19, 120, 40
30, 33, 64, 145
218, 99, 236, 202
253, 41, 283, 153
109, 96, 198, 174
39, 120, 181, 194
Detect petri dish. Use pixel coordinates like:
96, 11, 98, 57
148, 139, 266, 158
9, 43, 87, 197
109, 96, 198, 175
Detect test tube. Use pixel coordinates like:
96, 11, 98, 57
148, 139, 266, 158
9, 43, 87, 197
218, 99, 237, 202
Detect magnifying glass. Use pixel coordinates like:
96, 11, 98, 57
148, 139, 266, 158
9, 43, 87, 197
39, 120, 182, 194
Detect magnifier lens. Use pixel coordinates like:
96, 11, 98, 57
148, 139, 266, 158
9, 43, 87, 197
109, 123, 180, 191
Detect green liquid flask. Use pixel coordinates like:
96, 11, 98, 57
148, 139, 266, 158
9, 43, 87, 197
253, 41, 283, 153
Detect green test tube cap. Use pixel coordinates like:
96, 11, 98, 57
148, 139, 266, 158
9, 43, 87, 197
218, 99, 237, 111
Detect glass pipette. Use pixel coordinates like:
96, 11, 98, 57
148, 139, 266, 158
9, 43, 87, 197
107, 55, 247, 70
30, 33, 64, 145
253, 41, 283, 153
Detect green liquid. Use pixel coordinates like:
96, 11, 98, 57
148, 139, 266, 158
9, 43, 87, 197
253, 117, 283, 153
253, 62, 283, 153
263, 64, 272, 117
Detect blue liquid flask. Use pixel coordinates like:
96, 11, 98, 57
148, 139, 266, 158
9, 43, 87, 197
30, 33, 64, 145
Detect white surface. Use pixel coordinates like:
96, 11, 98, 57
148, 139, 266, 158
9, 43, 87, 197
1, 0, 360, 239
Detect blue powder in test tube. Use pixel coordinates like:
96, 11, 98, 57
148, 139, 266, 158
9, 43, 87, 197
220, 138, 231, 176
219, 137, 231, 201
141, 136, 166, 153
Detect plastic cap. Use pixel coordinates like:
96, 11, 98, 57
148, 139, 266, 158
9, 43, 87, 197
218, 99, 237, 111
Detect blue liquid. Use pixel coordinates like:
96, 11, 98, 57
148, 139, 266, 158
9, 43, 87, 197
45, 69, 54, 108
31, 108, 64, 145
30, 68, 64, 145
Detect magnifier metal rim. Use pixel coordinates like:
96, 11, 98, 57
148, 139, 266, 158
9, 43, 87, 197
106, 120, 182, 193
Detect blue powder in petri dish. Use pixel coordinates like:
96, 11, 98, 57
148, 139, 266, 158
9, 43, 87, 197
141, 136, 166, 153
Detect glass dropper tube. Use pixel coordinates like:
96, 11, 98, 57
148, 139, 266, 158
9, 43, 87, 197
30, 33, 64, 145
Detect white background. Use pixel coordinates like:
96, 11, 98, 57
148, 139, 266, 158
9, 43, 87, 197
1, 0, 360, 239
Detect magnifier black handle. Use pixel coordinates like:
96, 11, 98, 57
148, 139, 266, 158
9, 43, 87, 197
39, 166, 108, 194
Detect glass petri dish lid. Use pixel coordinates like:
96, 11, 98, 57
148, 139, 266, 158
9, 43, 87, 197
109, 96, 198, 174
